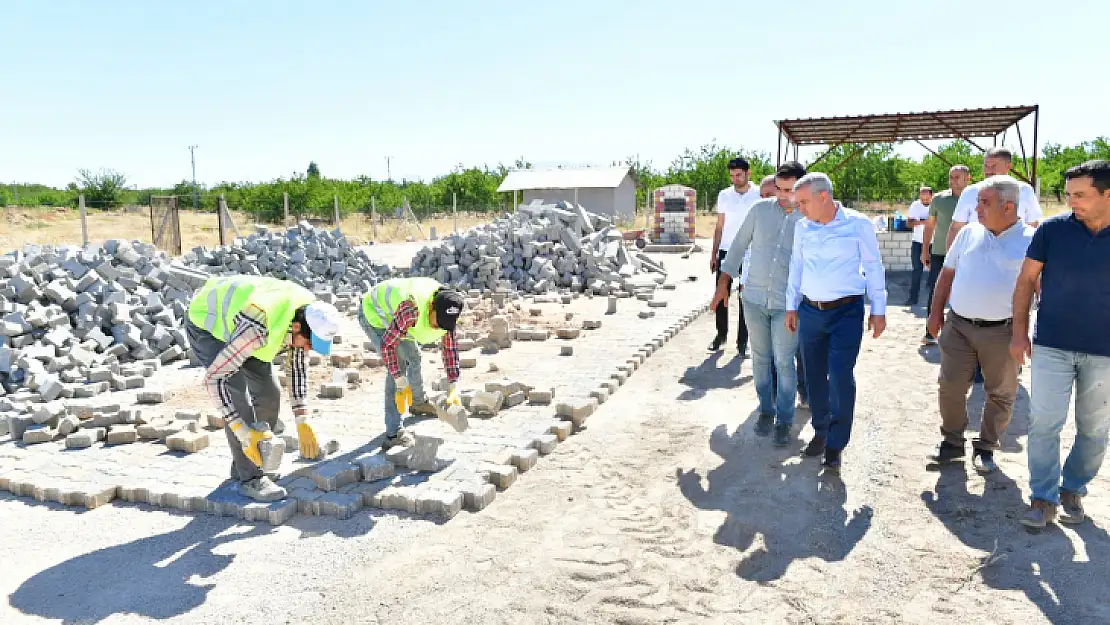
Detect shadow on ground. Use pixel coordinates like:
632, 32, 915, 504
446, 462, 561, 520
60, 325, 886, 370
923, 466, 1110, 625
677, 411, 872, 582
9, 515, 272, 622
677, 352, 750, 401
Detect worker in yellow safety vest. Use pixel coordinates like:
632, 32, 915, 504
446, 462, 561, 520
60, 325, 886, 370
186, 275, 340, 502
358, 277, 465, 449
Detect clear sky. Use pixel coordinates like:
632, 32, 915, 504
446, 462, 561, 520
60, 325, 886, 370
3, 0, 1106, 189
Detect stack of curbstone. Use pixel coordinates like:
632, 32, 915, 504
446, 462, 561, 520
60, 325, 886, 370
410, 202, 667, 295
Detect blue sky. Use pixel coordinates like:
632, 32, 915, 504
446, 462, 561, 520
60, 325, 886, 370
3, 0, 1106, 188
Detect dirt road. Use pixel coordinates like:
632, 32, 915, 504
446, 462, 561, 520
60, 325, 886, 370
3, 289, 1108, 624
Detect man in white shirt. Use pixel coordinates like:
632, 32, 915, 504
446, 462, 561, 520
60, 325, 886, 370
785, 173, 887, 471
927, 176, 1035, 474
904, 186, 933, 305
946, 147, 1042, 250
710, 157, 761, 354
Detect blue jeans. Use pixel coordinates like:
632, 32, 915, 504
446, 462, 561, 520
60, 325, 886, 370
1027, 346, 1110, 505
743, 300, 799, 425
799, 298, 865, 451
359, 308, 427, 437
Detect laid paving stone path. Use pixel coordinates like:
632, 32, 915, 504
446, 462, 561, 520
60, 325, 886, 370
0, 251, 713, 524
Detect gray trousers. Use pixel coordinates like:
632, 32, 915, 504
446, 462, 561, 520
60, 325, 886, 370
186, 320, 282, 482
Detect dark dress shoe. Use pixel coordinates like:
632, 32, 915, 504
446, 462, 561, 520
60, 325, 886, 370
754, 413, 774, 436
803, 435, 826, 457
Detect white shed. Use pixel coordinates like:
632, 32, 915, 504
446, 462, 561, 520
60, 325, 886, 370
497, 166, 637, 221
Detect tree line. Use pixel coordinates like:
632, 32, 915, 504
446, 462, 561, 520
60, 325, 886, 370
4, 138, 1107, 220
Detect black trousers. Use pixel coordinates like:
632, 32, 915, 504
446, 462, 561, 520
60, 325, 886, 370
715, 249, 748, 347
924, 253, 945, 337
908, 241, 924, 304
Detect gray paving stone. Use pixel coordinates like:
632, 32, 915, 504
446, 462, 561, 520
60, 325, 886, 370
354, 453, 396, 482
309, 461, 361, 492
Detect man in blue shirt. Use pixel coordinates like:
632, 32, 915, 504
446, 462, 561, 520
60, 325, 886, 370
785, 173, 887, 470
1013, 160, 1110, 529
712, 161, 807, 447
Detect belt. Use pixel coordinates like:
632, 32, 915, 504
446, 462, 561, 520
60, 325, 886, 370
952, 312, 1011, 328
802, 295, 861, 311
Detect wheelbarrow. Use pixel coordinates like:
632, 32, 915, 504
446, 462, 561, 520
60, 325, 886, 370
621, 229, 648, 250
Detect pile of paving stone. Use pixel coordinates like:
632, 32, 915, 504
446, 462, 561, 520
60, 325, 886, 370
183, 221, 394, 311
0, 239, 203, 410
0, 223, 392, 435
409, 202, 667, 295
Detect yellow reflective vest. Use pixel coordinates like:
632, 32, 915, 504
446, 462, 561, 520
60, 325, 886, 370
361, 277, 446, 345
187, 276, 315, 362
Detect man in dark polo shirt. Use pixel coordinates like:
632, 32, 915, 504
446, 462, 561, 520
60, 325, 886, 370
1012, 160, 1110, 529
920, 165, 970, 345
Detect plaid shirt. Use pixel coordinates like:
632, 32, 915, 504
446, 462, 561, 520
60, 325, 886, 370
203, 303, 309, 419
382, 299, 460, 383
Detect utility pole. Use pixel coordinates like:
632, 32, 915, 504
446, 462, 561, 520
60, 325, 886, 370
189, 145, 199, 212
386, 156, 392, 182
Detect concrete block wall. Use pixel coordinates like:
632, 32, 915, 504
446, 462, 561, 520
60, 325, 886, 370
877, 231, 913, 272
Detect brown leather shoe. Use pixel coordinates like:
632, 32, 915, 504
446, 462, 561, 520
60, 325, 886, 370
1020, 499, 1057, 529
1059, 491, 1086, 525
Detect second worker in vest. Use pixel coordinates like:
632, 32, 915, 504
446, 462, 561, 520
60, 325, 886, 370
359, 277, 466, 449
186, 275, 341, 502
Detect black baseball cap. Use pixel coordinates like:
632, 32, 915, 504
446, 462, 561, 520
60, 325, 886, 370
434, 289, 465, 332
728, 157, 751, 171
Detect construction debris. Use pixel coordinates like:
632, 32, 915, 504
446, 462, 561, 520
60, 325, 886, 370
410, 202, 667, 295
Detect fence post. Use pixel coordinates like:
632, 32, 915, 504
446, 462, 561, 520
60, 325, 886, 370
333, 194, 340, 227
283, 192, 289, 225
218, 194, 226, 246
79, 194, 89, 246
370, 196, 378, 241
452, 192, 457, 234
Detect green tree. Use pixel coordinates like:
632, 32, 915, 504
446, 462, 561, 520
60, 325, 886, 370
75, 168, 128, 209
307, 161, 321, 179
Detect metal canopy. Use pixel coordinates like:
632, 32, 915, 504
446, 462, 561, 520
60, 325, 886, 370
773, 105, 1041, 184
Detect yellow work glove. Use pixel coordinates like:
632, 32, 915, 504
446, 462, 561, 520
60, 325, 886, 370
227, 417, 271, 467
446, 382, 461, 407
394, 375, 413, 415
295, 413, 320, 460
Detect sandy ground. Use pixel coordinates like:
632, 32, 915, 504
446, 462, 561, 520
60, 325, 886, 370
2, 267, 1108, 624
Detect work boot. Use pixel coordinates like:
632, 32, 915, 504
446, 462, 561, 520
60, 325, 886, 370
928, 441, 966, 464
230, 464, 279, 482
1059, 491, 1086, 525
239, 476, 287, 502
382, 428, 416, 450
803, 435, 826, 457
1020, 499, 1057, 529
772, 423, 791, 447
754, 413, 774, 436
972, 449, 998, 473
708, 336, 724, 352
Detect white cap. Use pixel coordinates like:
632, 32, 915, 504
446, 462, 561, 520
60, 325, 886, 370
304, 301, 341, 355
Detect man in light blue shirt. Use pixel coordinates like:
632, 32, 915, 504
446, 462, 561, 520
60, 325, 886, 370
785, 173, 887, 471
713, 162, 807, 446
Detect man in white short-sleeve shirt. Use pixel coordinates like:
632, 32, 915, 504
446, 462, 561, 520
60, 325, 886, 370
947, 147, 1042, 250
709, 157, 761, 353
927, 175, 1035, 474
904, 186, 933, 305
